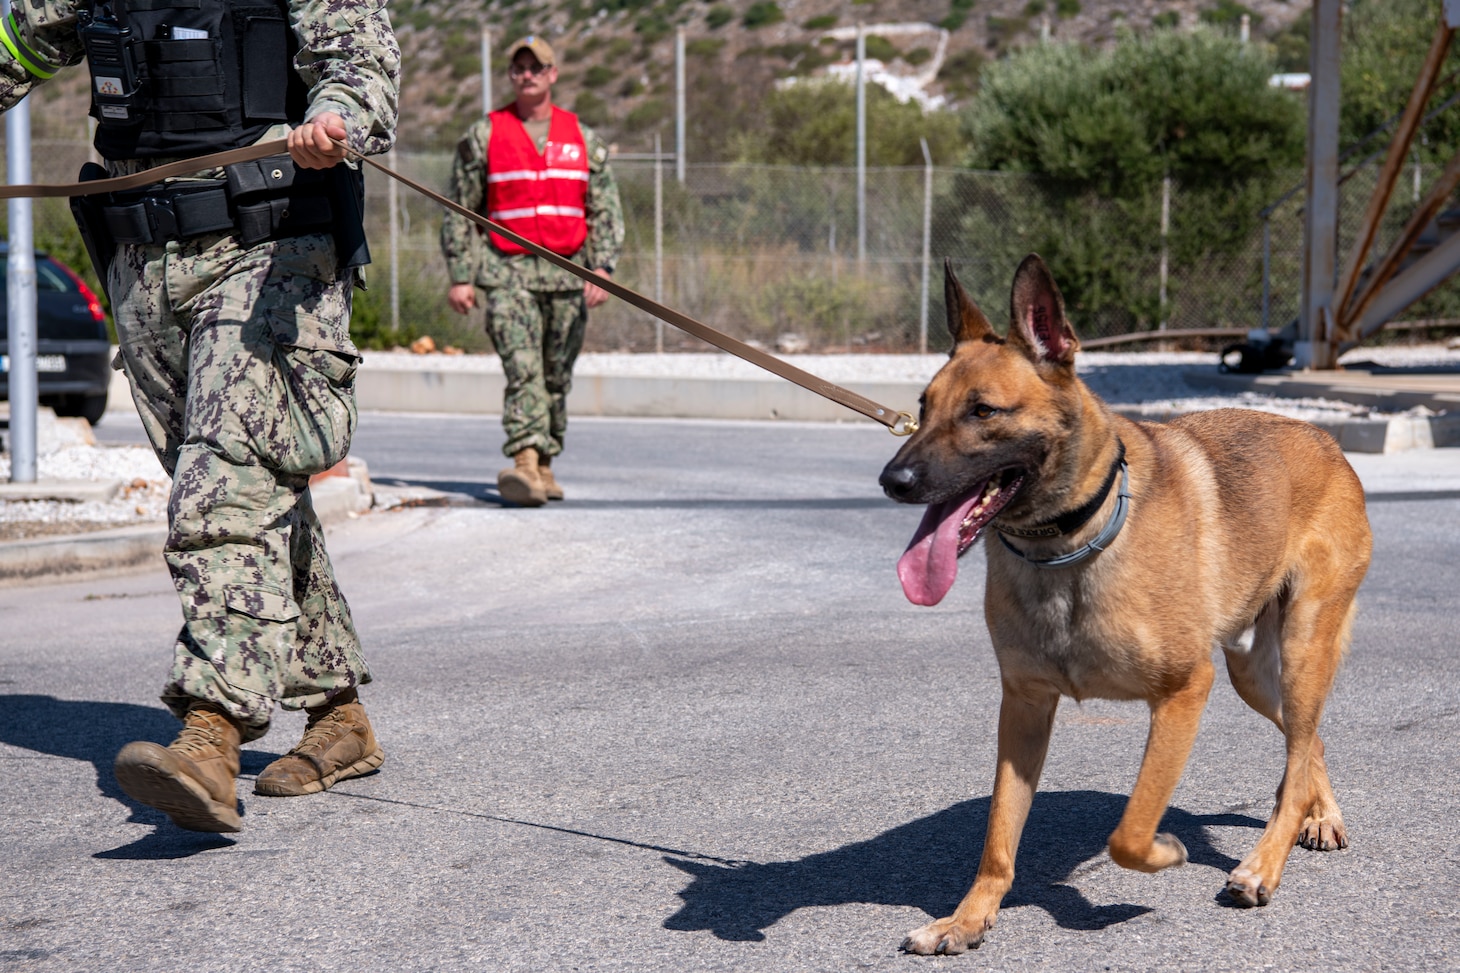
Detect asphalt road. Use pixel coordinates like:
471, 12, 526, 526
4, 410, 1459, 972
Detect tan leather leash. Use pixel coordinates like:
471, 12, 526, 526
0, 138, 919, 435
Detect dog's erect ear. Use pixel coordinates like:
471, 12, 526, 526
1008, 254, 1079, 367
944, 259, 995, 350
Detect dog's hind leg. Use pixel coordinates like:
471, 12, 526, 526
1106, 657, 1215, 873
1223, 599, 1347, 854
1226, 590, 1357, 908
900, 685, 1059, 956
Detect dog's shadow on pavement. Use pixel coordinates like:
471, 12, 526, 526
664, 790, 1263, 942
0, 694, 281, 858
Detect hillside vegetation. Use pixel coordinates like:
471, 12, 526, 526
390, 0, 1309, 153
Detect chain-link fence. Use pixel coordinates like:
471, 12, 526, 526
5, 140, 1458, 354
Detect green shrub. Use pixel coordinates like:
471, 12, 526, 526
635, 14, 671, 43
583, 65, 616, 88
1055, 0, 1080, 16
864, 36, 898, 62
731, 78, 968, 166
905, 47, 932, 67
685, 37, 726, 57
572, 90, 609, 127
803, 14, 837, 31
705, 4, 733, 29
1152, 12, 1180, 29
957, 27, 1303, 333
742, 2, 784, 29
1199, 1, 1256, 28
624, 97, 670, 132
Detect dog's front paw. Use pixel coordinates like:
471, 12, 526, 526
900, 916, 991, 955
1297, 812, 1347, 851
1225, 867, 1274, 907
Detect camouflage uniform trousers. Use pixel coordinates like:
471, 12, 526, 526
483, 285, 587, 459
110, 230, 370, 743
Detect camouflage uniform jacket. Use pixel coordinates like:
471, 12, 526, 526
0, 0, 400, 170
440, 112, 625, 293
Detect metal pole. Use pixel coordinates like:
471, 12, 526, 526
654, 132, 664, 354
480, 29, 492, 113
1299, 0, 1341, 369
1159, 174, 1170, 330
675, 28, 686, 185
919, 138, 932, 355
387, 148, 400, 336
4, 0, 37, 483
1261, 214, 1271, 331
1240, 13, 1250, 45
856, 23, 866, 267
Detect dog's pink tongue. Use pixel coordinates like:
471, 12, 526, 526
897, 498, 970, 607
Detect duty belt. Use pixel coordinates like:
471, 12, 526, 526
97, 154, 333, 247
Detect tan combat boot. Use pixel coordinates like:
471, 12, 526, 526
114, 702, 243, 833
497, 447, 548, 507
254, 688, 384, 796
538, 454, 565, 501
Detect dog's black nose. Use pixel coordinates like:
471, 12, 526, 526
880, 462, 920, 501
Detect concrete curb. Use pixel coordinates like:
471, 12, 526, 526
356, 364, 1458, 453
0, 459, 375, 585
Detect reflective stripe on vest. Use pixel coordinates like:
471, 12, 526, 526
484, 106, 590, 257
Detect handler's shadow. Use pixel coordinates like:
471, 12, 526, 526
664, 790, 1263, 942
0, 694, 281, 859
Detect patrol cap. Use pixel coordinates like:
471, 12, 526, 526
506, 35, 556, 67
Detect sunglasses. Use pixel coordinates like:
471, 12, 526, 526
509, 62, 550, 78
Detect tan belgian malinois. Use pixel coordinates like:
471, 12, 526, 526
879, 255, 1372, 954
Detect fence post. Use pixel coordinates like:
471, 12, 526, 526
1158, 174, 1171, 331
920, 138, 932, 355
856, 23, 866, 267
1261, 212, 1271, 332
654, 133, 664, 354
387, 148, 399, 335
675, 29, 686, 185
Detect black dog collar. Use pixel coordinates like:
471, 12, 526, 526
996, 439, 1126, 540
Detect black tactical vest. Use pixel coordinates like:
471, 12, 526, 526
80, 0, 309, 161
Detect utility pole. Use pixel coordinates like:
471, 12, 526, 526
2, 0, 37, 482
480, 29, 492, 113
1298, 0, 1341, 369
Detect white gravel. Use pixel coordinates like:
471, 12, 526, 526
4, 343, 1457, 537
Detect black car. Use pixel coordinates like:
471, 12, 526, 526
0, 245, 111, 425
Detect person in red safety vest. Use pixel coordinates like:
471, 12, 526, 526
440, 35, 625, 507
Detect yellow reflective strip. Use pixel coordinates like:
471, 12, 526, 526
1, 14, 59, 80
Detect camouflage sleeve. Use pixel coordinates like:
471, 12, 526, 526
290, 0, 399, 156
579, 123, 624, 273
439, 117, 494, 286
0, 0, 85, 112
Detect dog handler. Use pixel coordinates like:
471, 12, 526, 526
440, 35, 624, 507
0, 0, 399, 831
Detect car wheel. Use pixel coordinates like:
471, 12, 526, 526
54, 392, 109, 425
78, 392, 108, 426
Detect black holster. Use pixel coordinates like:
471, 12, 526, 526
327, 161, 370, 270
69, 162, 117, 302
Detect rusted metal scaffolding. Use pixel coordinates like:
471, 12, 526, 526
1301, 0, 1460, 368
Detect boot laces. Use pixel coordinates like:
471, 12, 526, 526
173, 709, 230, 757
291, 706, 351, 756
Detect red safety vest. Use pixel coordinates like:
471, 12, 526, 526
484, 106, 590, 256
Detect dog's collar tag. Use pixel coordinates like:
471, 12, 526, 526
999, 461, 1131, 570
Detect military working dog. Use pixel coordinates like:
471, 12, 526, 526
879, 255, 1372, 954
